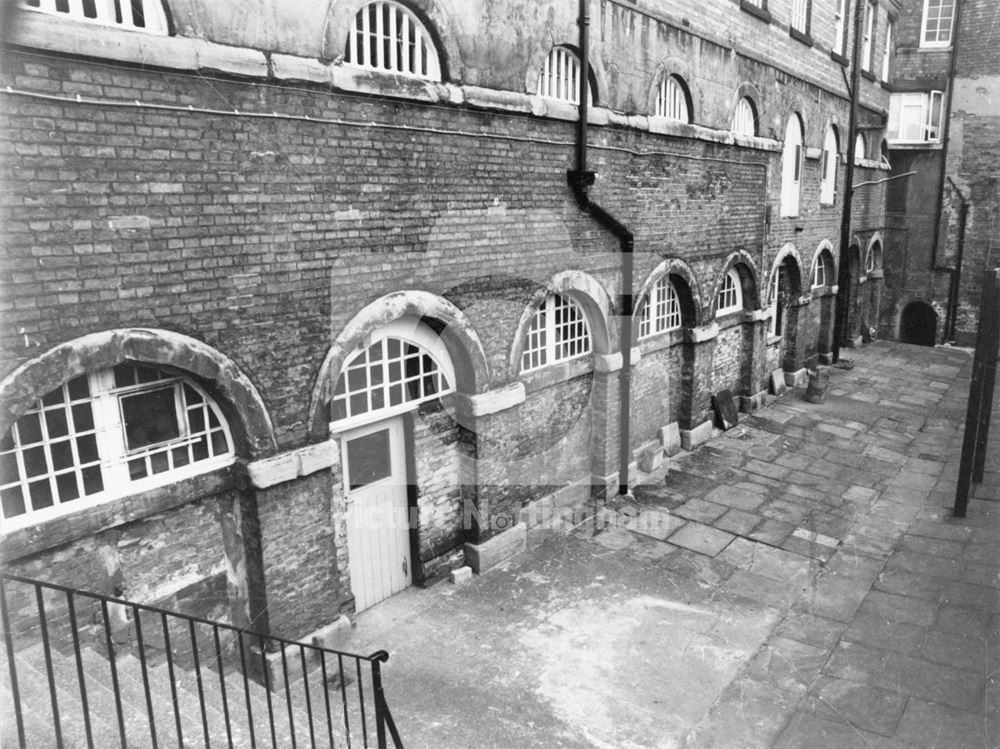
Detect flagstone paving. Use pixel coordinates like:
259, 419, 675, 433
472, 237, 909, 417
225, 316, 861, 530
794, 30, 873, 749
331, 341, 999, 749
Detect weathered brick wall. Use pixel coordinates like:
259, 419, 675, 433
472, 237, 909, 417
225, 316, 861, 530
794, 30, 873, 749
255, 472, 348, 637
410, 401, 465, 573
630, 345, 674, 448
712, 321, 745, 394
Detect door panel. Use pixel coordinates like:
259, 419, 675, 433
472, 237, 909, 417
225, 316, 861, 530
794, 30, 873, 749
342, 417, 410, 611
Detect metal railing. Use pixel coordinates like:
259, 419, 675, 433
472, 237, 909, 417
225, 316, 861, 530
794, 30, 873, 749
0, 573, 403, 749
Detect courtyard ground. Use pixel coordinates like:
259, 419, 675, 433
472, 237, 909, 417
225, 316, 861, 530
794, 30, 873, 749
333, 340, 999, 749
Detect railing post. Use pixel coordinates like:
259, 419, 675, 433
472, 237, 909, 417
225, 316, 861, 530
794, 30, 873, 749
0, 577, 27, 749
371, 657, 388, 749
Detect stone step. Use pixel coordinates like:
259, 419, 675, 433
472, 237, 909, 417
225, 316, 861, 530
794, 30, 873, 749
1, 643, 121, 749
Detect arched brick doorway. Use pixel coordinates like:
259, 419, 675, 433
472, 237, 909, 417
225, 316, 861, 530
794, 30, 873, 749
900, 302, 938, 347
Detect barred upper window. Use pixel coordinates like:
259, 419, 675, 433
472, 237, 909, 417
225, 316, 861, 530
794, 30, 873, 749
639, 277, 682, 339
731, 97, 757, 137
537, 46, 591, 104
331, 326, 454, 426
345, 0, 441, 80
655, 75, 690, 123
780, 114, 804, 218
521, 294, 591, 372
716, 269, 743, 316
790, 0, 810, 34
20, 0, 169, 34
0, 365, 233, 530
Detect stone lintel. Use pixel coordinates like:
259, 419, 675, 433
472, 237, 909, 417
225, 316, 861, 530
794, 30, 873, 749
247, 441, 338, 489
684, 323, 720, 344
452, 383, 526, 417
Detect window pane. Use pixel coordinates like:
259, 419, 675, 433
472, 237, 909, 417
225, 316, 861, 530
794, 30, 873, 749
210, 430, 229, 456
72, 403, 94, 432
121, 386, 180, 451
55, 473, 80, 502
77, 434, 99, 464
172, 446, 190, 468
1, 487, 26, 518
22, 446, 48, 478
28, 479, 54, 510
150, 451, 169, 475
42, 389, 65, 407
347, 429, 392, 490
50, 441, 74, 471
81, 465, 103, 495
45, 409, 69, 439
18, 413, 43, 445
0, 452, 19, 484
67, 376, 90, 401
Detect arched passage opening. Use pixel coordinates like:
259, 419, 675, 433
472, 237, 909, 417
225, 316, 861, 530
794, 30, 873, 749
900, 302, 938, 347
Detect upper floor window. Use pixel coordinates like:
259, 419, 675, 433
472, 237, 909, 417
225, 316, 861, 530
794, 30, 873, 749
790, 0, 811, 35
820, 125, 839, 205
521, 294, 592, 372
20, 0, 169, 34
731, 97, 758, 137
345, 1, 442, 80
854, 132, 866, 164
866, 242, 882, 274
716, 269, 743, 316
861, 1, 876, 72
331, 322, 454, 426
921, 0, 955, 47
638, 277, 682, 339
887, 91, 944, 143
780, 114, 804, 218
833, 0, 848, 56
813, 250, 835, 288
655, 75, 691, 123
1, 365, 234, 530
881, 20, 894, 81
537, 46, 592, 104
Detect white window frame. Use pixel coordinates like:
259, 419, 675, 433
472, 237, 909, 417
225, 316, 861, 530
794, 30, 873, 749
812, 251, 833, 288
854, 132, 866, 164
791, 0, 810, 34
921, 0, 955, 47
780, 114, 804, 218
520, 294, 592, 373
732, 97, 757, 137
861, 1, 875, 72
538, 46, 590, 105
716, 269, 743, 316
655, 75, 690, 123
887, 91, 944, 144
330, 319, 455, 430
1, 366, 234, 531
768, 269, 783, 337
20, 0, 169, 34
833, 0, 847, 56
881, 20, 894, 81
638, 277, 682, 339
345, 0, 442, 80
820, 126, 839, 205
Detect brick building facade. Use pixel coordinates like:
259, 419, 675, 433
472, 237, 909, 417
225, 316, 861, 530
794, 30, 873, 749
884, 0, 999, 346
1, 0, 897, 639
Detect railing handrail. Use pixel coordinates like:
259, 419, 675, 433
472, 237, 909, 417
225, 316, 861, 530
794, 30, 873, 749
0, 572, 386, 663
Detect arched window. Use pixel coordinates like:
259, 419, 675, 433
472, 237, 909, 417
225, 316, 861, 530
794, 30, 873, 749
768, 268, 784, 337
813, 250, 835, 288
345, 0, 442, 80
655, 75, 691, 123
521, 294, 592, 372
331, 321, 454, 426
854, 132, 866, 164
781, 114, 804, 218
820, 126, 839, 205
731, 97, 757, 137
716, 269, 743, 316
1, 365, 234, 528
537, 46, 591, 104
21, 0, 170, 34
638, 277, 682, 338
866, 242, 881, 274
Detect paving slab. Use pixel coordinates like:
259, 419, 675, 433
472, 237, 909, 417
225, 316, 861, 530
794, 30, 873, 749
801, 674, 909, 737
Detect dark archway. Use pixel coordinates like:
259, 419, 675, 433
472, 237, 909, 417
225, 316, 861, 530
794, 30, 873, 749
900, 302, 938, 346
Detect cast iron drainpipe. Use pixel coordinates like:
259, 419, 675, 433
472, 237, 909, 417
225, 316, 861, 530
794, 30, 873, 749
567, 0, 635, 498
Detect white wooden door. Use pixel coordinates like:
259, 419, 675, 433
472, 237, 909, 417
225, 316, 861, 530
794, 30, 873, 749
342, 417, 411, 612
